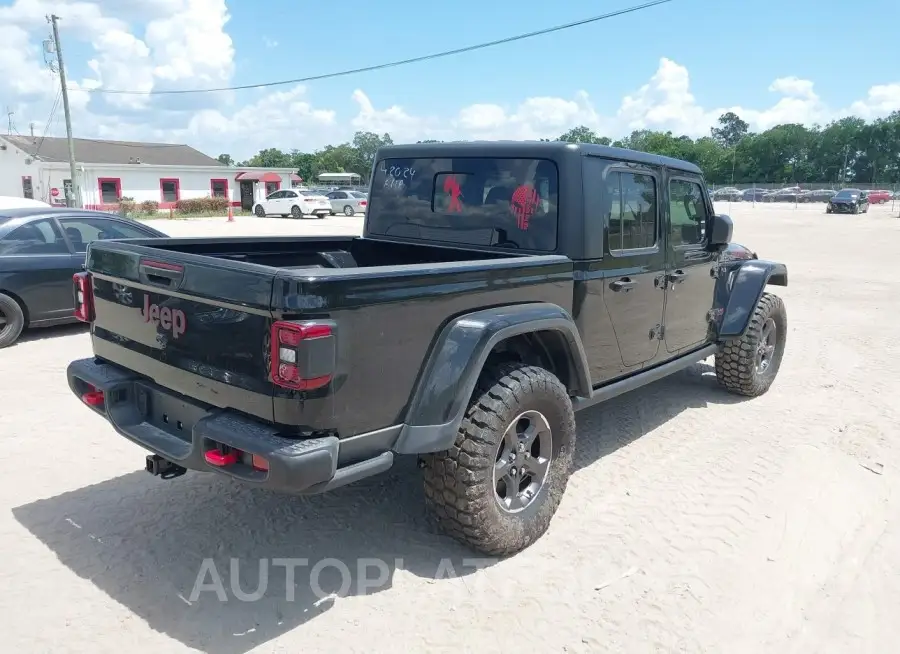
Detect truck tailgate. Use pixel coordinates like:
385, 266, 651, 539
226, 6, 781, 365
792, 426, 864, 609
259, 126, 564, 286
85, 240, 278, 422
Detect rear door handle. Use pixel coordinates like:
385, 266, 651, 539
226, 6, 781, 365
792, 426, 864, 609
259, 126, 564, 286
668, 270, 686, 284
610, 277, 637, 292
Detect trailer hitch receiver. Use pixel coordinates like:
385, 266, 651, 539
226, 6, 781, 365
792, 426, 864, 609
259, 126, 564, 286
145, 454, 188, 480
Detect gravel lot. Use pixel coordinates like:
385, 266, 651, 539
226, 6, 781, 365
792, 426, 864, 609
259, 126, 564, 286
2, 202, 899, 653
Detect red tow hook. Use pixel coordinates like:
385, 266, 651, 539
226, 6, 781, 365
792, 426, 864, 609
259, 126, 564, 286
81, 384, 105, 407
204, 448, 239, 466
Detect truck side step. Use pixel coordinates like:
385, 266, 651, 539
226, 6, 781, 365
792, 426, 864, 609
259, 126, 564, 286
145, 454, 188, 480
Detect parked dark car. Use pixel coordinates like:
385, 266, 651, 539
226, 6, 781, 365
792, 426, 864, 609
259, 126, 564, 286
765, 188, 803, 202
826, 189, 869, 214
711, 187, 743, 202
799, 189, 836, 203
741, 188, 770, 202
0, 208, 166, 347
66, 141, 789, 556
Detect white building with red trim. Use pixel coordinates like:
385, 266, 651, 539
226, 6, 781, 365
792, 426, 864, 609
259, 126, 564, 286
0, 135, 301, 211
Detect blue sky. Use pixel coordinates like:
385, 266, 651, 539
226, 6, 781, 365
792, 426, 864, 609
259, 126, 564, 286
223, 0, 896, 123
1, 0, 898, 158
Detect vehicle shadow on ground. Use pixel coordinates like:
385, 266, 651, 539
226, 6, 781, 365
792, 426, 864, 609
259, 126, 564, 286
17, 322, 89, 344
572, 361, 745, 471
12, 361, 744, 653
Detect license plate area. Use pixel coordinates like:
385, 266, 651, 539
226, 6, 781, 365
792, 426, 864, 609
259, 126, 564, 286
134, 382, 208, 444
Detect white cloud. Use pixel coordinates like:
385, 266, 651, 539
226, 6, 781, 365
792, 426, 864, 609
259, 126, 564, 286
0, 0, 898, 164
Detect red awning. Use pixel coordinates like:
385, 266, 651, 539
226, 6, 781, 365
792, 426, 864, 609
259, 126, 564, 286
290, 173, 302, 182
235, 171, 282, 183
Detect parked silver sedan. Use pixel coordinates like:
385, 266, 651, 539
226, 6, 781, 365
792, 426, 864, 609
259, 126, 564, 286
326, 190, 368, 216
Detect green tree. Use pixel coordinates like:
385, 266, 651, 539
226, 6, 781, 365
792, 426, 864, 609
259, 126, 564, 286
217, 154, 234, 165
243, 148, 293, 168
711, 112, 750, 148
226, 113, 900, 188
557, 125, 611, 145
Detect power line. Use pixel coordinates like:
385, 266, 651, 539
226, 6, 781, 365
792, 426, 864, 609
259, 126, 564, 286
32, 88, 62, 158
83, 0, 675, 96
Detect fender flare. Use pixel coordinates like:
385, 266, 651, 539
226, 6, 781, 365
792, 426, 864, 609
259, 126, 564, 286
718, 259, 788, 339
393, 302, 591, 455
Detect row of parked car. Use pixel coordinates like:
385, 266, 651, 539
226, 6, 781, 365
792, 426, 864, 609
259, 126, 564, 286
253, 186, 369, 218
712, 186, 898, 204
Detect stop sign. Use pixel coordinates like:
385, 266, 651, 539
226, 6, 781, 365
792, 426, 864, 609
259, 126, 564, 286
50, 187, 60, 197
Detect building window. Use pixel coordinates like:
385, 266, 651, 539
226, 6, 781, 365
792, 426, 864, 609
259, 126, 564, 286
98, 178, 122, 204
265, 180, 280, 195
160, 178, 180, 204
210, 178, 229, 198
21, 176, 34, 199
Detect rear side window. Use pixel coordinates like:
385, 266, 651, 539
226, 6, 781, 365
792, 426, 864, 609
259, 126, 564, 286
0, 218, 68, 255
606, 171, 657, 251
60, 217, 153, 253
367, 157, 559, 251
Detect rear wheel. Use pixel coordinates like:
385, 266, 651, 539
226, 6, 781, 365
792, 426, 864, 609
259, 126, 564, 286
0, 293, 26, 349
421, 362, 576, 556
291, 205, 303, 219
343, 205, 354, 216
254, 205, 265, 217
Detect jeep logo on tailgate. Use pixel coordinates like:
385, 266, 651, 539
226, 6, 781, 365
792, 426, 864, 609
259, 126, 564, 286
142, 295, 186, 338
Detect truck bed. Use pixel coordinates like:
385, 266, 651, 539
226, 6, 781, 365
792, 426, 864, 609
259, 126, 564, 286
84, 235, 574, 437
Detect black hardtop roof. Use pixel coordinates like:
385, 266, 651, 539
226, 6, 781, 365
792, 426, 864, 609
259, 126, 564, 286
375, 140, 703, 176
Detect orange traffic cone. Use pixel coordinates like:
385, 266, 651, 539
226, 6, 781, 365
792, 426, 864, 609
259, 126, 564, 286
227, 205, 234, 222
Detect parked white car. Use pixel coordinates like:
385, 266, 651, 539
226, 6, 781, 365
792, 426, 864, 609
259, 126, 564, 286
0, 196, 52, 209
326, 190, 368, 216
253, 189, 332, 219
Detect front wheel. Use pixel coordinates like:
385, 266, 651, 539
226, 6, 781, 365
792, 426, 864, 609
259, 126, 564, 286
254, 205, 265, 217
421, 362, 576, 556
0, 293, 26, 349
715, 292, 787, 397
291, 205, 303, 219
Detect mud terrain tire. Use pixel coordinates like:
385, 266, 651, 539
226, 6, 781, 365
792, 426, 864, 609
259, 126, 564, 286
715, 292, 787, 397
422, 362, 576, 556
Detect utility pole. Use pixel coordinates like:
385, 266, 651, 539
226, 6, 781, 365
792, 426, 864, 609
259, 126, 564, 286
841, 144, 850, 187
47, 14, 81, 207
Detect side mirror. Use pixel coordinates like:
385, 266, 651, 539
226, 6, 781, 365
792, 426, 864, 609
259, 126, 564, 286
708, 213, 733, 248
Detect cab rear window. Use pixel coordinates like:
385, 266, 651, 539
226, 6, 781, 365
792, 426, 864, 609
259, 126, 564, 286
366, 157, 559, 251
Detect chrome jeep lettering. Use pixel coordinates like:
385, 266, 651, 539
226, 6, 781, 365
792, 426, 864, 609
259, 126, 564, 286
142, 295, 186, 338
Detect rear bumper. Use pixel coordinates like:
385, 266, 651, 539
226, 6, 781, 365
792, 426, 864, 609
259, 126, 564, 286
67, 357, 393, 494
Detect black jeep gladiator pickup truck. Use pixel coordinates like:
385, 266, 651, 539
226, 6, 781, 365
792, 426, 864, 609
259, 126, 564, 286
67, 141, 788, 556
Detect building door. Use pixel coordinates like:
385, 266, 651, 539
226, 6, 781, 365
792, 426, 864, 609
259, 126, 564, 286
239, 181, 254, 210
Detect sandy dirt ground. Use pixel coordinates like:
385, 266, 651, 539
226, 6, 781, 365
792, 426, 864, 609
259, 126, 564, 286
1, 202, 899, 653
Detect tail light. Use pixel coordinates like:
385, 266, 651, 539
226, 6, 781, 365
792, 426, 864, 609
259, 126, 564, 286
359, 200, 367, 206
73, 271, 95, 322
270, 320, 335, 390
